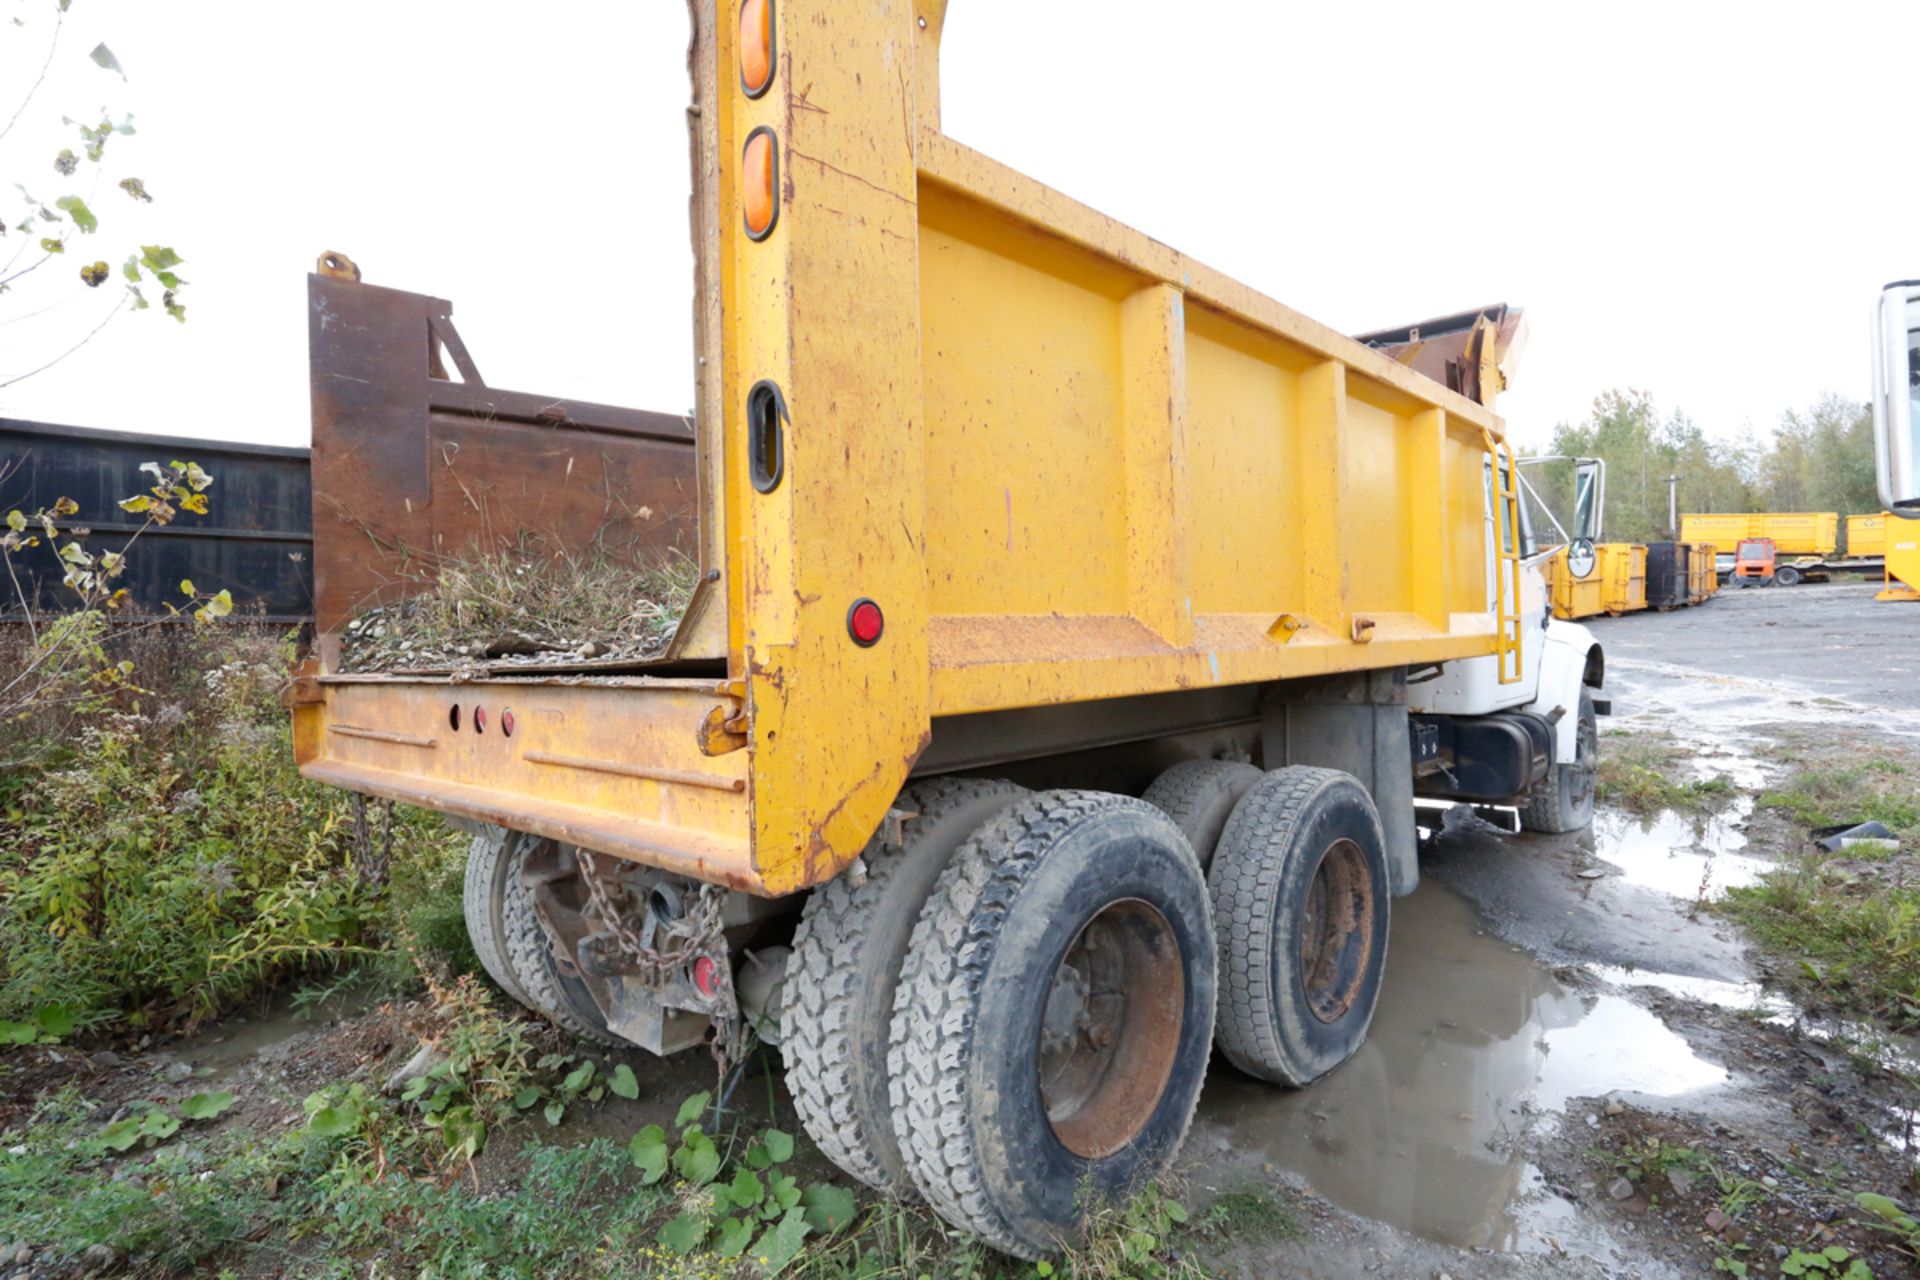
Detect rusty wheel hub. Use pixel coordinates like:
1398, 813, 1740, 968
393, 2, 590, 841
1298, 837, 1375, 1024
1038, 899, 1184, 1159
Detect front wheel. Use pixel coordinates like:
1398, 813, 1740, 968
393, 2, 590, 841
887, 792, 1216, 1258
1519, 691, 1598, 834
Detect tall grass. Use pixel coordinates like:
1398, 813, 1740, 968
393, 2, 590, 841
0, 621, 465, 1032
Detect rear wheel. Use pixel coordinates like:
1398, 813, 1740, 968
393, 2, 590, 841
888, 792, 1216, 1258
1773, 564, 1802, 587
1141, 760, 1264, 872
462, 827, 615, 1045
1520, 692, 1598, 834
783, 777, 1025, 1195
1209, 768, 1390, 1086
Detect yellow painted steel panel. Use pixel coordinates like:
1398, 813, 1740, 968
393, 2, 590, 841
1185, 314, 1301, 614
1680, 512, 1837, 556
1848, 514, 1887, 558
920, 193, 1133, 619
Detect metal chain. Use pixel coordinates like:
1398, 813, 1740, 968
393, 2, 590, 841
574, 848, 724, 984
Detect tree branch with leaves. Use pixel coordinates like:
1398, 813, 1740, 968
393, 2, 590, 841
2, 0, 188, 389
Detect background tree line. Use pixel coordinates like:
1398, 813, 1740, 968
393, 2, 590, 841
1531, 388, 1880, 545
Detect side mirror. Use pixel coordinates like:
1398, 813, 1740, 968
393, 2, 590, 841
1572, 458, 1606, 543
1873, 281, 1920, 519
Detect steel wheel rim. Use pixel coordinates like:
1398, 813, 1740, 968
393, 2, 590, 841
1037, 898, 1184, 1159
1297, 837, 1375, 1024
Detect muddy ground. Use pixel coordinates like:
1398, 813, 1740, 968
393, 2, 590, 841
6, 581, 1917, 1278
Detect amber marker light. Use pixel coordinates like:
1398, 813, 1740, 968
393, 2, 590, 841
740, 0, 774, 97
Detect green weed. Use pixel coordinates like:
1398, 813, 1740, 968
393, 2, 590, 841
1759, 760, 1920, 839
1596, 734, 1736, 815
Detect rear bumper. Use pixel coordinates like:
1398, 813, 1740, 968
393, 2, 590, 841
293, 673, 762, 893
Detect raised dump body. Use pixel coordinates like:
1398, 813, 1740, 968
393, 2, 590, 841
295, 1, 1522, 901
1681, 512, 1839, 557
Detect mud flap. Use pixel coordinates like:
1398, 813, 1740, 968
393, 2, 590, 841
1259, 670, 1418, 897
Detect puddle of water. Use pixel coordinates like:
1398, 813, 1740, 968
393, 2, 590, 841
1192, 883, 1731, 1254
181, 984, 380, 1081
1588, 805, 1770, 902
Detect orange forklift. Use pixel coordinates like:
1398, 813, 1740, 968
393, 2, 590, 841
1729, 536, 1779, 586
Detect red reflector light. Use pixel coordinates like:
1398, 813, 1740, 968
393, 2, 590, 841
692, 955, 719, 997
473, 707, 487, 733
847, 598, 883, 646
501, 708, 515, 738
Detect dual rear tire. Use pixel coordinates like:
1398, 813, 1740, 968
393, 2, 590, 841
782, 765, 1393, 1258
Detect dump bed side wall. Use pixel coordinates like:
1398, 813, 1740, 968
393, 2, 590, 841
300, 1, 1516, 898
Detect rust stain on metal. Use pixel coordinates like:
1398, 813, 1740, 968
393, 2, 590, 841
329, 724, 437, 748
522, 751, 746, 793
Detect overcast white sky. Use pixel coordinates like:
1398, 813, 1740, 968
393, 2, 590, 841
3, 2, 1918, 453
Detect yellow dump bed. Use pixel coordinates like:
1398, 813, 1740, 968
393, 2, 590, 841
294, 1, 1518, 897
1680, 512, 1839, 557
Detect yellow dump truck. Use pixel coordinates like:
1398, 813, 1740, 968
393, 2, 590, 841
1874, 281, 1920, 600
292, 2, 1608, 1256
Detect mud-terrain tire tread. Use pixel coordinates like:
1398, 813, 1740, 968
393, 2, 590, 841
1209, 767, 1386, 1085
888, 791, 1214, 1258
1141, 759, 1265, 871
783, 777, 1025, 1195
1519, 691, 1598, 834
464, 826, 617, 1045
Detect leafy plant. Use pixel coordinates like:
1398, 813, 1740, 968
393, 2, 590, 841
1856, 1192, 1920, 1260
636, 1089, 855, 1275
1780, 1244, 1872, 1278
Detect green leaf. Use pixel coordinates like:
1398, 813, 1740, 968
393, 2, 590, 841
179, 1090, 235, 1120
442, 1106, 486, 1161
800, 1183, 858, 1234
628, 1124, 669, 1183
675, 1131, 721, 1186
55, 195, 96, 233
513, 1087, 541, 1110
542, 1098, 564, 1126
761, 1128, 794, 1163
89, 43, 125, 78
716, 1215, 755, 1259
658, 1212, 708, 1256
179, 578, 195, 596
140, 1111, 180, 1140
0, 1020, 35, 1045
39, 237, 62, 254
1822, 1247, 1850, 1262
1855, 1192, 1917, 1229
141, 244, 183, 271
305, 1105, 358, 1138
609, 1063, 639, 1100
118, 176, 150, 202
675, 1090, 711, 1129
729, 1166, 765, 1209
749, 1207, 812, 1276
117, 495, 153, 513
767, 1172, 802, 1214
562, 1060, 595, 1093
99, 1119, 144, 1152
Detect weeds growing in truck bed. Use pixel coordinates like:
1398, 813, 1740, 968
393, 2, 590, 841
337, 535, 701, 673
